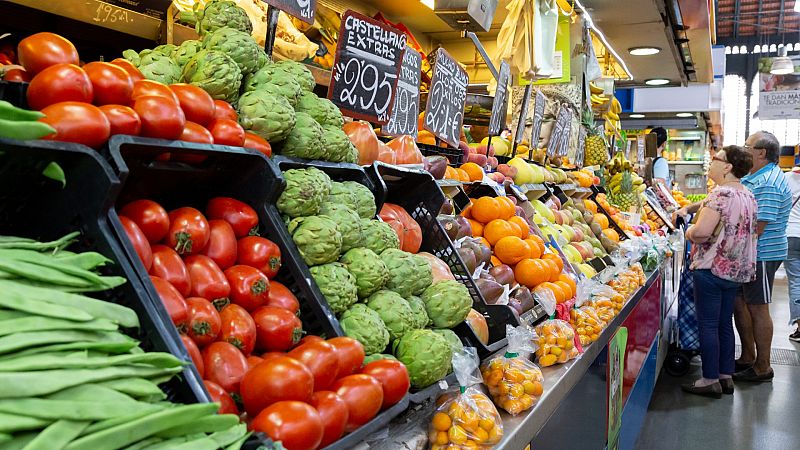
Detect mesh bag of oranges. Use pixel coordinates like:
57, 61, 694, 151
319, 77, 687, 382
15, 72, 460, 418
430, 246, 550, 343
570, 305, 606, 346
533, 319, 579, 367
480, 325, 544, 416
429, 348, 504, 449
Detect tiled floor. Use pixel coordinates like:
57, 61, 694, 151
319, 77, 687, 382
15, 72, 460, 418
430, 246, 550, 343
636, 270, 800, 450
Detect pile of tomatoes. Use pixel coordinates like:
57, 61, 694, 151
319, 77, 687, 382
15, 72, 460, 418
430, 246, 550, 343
11, 32, 270, 155
119, 196, 410, 450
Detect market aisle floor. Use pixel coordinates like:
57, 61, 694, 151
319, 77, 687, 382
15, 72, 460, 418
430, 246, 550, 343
636, 270, 800, 450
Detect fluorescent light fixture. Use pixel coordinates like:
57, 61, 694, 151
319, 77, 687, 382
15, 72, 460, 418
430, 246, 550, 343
676, 112, 694, 117
420, 0, 434, 9
628, 47, 661, 56
629, 114, 646, 118
645, 78, 670, 85
574, 0, 634, 79
771, 46, 794, 75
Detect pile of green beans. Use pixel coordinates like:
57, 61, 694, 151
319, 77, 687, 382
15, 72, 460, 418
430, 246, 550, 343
0, 101, 56, 141
0, 233, 250, 450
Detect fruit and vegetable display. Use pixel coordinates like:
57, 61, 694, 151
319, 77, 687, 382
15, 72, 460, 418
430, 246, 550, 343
0, 233, 251, 449
480, 326, 544, 416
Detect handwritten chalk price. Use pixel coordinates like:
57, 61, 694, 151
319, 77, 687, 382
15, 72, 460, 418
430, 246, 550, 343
93, 3, 134, 24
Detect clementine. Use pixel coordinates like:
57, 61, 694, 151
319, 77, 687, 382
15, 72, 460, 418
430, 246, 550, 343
508, 216, 531, 238
541, 258, 561, 282
467, 219, 484, 237
514, 258, 549, 288
491, 255, 502, 267
494, 236, 531, 265
495, 196, 516, 220
456, 168, 471, 182
557, 274, 577, 298
542, 252, 564, 272
471, 197, 501, 223
554, 280, 574, 300
460, 162, 484, 182
525, 238, 543, 259
484, 219, 518, 246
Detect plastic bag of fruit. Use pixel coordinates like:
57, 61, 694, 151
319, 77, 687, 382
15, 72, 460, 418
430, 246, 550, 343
481, 325, 544, 415
533, 319, 579, 367
570, 305, 606, 346
429, 347, 504, 449
589, 281, 625, 314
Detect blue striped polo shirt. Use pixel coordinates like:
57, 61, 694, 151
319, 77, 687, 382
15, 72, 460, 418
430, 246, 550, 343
741, 163, 792, 261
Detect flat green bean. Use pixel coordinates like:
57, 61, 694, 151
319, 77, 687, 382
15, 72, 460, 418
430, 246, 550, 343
98, 378, 166, 401
163, 436, 219, 450
80, 409, 153, 436
0, 412, 50, 433
0, 258, 97, 288
0, 316, 117, 337
9, 339, 139, 357
9, 278, 127, 293
145, 434, 209, 450
48, 384, 139, 403
155, 414, 240, 438
0, 330, 126, 355
21, 420, 89, 450
0, 236, 35, 244
0, 432, 35, 450
122, 436, 163, 450
0, 351, 183, 372
225, 432, 251, 450
0, 435, 8, 443
209, 423, 249, 448
0, 232, 78, 251
0, 290, 93, 322
0, 310, 25, 321
0, 366, 181, 398
0, 250, 112, 284
0, 398, 160, 420
50, 252, 111, 270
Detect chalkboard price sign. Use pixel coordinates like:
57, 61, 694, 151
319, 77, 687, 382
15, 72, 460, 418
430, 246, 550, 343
328, 10, 407, 124
488, 61, 510, 136
262, 0, 317, 24
423, 48, 469, 148
575, 127, 587, 168
381, 47, 422, 138
547, 105, 572, 157
529, 89, 546, 148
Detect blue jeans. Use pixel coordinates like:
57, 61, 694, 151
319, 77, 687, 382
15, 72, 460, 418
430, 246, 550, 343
785, 237, 800, 326
693, 269, 740, 379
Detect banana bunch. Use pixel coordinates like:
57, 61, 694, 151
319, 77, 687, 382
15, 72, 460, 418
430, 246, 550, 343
607, 151, 633, 176
606, 171, 646, 193
603, 97, 622, 137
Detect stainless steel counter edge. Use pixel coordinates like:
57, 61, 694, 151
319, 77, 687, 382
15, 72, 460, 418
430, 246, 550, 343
493, 267, 663, 449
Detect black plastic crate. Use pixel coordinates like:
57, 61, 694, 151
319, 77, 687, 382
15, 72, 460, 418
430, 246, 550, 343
0, 137, 204, 404
0, 80, 28, 108
417, 141, 464, 166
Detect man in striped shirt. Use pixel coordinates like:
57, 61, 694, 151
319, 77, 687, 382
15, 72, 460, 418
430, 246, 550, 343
733, 131, 791, 382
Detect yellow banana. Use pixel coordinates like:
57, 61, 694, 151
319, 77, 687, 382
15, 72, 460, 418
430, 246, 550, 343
589, 83, 604, 95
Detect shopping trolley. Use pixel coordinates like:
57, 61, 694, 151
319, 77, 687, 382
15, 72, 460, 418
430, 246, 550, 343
665, 217, 700, 376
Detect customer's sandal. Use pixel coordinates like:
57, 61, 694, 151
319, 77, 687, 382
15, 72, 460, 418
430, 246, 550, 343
680, 381, 722, 399
720, 378, 734, 394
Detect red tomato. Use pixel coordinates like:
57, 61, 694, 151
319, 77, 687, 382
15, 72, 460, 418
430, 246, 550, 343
224, 265, 270, 312
184, 255, 230, 309
17, 32, 79, 75
181, 334, 204, 378
206, 197, 259, 238
130, 79, 178, 103
39, 101, 109, 148
243, 132, 272, 157
252, 306, 303, 352
166, 207, 210, 255
251, 401, 323, 450
186, 297, 221, 347
27, 64, 93, 110
109, 58, 144, 82
213, 99, 238, 122
133, 95, 185, 140
287, 340, 340, 391
179, 121, 213, 144
120, 199, 169, 243
82, 61, 133, 106
327, 337, 365, 376
299, 335, 324, 346
333, 374, 384, 432
119, 215, 152, 270
99, 104, 141, 136
240, 356, 314, 417
203, 379, 239, 415
246, 355, 264, 368
208, 119, 245, 147
267, 281, 300, 314
359, 360, 410, 408
169, 83, 215, 126
149, 245, 192, 297
202, 341, 249, 394
261, 352, 285, 362
3, 68, 30, 82
237, 236, 281, 279
310, 391, 349, 448
218, 304, 256, 356
200, 220, 237, 270
150, 275, 189, 330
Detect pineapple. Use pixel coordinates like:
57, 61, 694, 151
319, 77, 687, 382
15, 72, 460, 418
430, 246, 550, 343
614, 171, 638, 212
582, 108, 608, 166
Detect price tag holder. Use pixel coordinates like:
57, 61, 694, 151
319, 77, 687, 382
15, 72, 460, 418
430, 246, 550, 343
328, 10, 407, 124
547, 105, 572, 158
381, 47, 422, 138
261, 0, 317, 24
488, 60, 510, 136
423, 48, 469, 148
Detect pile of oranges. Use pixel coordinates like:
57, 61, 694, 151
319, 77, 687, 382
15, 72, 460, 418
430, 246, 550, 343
429, 390, 504, 449
461, 196, 578, 305
444, 162, 486, 182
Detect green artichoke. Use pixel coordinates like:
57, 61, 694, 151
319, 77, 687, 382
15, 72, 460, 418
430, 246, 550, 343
366, 290, 415, 341
277, 167, 331, 218
344, 181, 377, 218
237, 90, 296, 142
172, 40, 203, 68
152, 44, 177, 57
421, 280, 472, 329
181, 50, 242, 103
322, 126, 359, 164
255, 48, 270, 71
287, 216, 342, 266
362, 353, 398, 365
278, 112, 326, 161
394, 329, 452, 388
184, 0, 252, 37
273, 60, 315, 92
125, 49, 182, 85
243, 65, 302, 106
361, 219, 400, 255
433, 329, 465, 353
327, 182, 360, 212
340, 304, 390, 355
406, 295, 430, 329
319, 203, 362, 252
295, 92, 344, 128
202, 27, 262, 76
339, 248, 388, 298
380, 249, 433, 298
310, 262, 358, 314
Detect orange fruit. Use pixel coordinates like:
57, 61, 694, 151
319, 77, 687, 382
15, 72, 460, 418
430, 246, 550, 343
602, 228, 620, 243
541, 258, 560, 282
471, 197, 501, 224
508, 216, 530, 238
490, 255, 502, 267
484, 219, 518, 246
461, 200, 473, 219
558, 274, 577, 297
542, 252, 564, 272
547, 282, 567, 304
526, 235, 546, 255
584, 199, 598, 214
494, 236, 531, 265
593, 213, 609, 229
495, 196, 516, 220
526, 238, 543, 259
444, 166, 458, 180
460, 162, 484, 182
457, 168, 471, 182
467, 219, 484, 237
514, 258, 548, 288
555, 280, 574, 300
479, 237, 492, 248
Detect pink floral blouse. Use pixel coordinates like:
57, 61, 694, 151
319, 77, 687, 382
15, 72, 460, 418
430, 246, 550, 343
690, 186, 758, 283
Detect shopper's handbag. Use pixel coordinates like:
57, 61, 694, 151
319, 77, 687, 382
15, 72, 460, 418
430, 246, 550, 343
677, 238, 700, 351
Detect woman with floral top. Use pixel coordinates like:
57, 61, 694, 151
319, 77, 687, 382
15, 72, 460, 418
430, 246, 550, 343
674, 145, 758, 398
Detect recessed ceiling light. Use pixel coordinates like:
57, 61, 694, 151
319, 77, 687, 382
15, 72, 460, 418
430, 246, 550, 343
676, 112, 694, 117
645, 78, 670, 85
629, 114, 646, 118
629, 47, 661, 56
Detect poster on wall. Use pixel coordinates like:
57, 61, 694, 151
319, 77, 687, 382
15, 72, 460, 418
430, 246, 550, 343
607, 327, 628, 450
758, 56, 800, 120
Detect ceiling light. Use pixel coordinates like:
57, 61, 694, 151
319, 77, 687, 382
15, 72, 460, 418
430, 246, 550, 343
628, 47, 661, 56
629, 114, 645, 118
645, 78, 670, 85
676, 112, 694, 117
420, 0, 434, 9
771, 46, 794, 75
795, 2, 800, 12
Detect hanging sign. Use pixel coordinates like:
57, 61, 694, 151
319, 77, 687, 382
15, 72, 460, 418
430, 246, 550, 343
423, 48, 469, 148
328, 10, 406, 124
575, 127, 587, 168
488, 60, 510, 136
547, 105, 572, 157
261, 0, 317, 23
530, 89, 547, 148
758, 56, 800, 120
381, 47, 422, 138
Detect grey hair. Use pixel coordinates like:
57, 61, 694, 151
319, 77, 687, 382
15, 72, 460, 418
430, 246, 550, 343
752, 131, 780, 163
